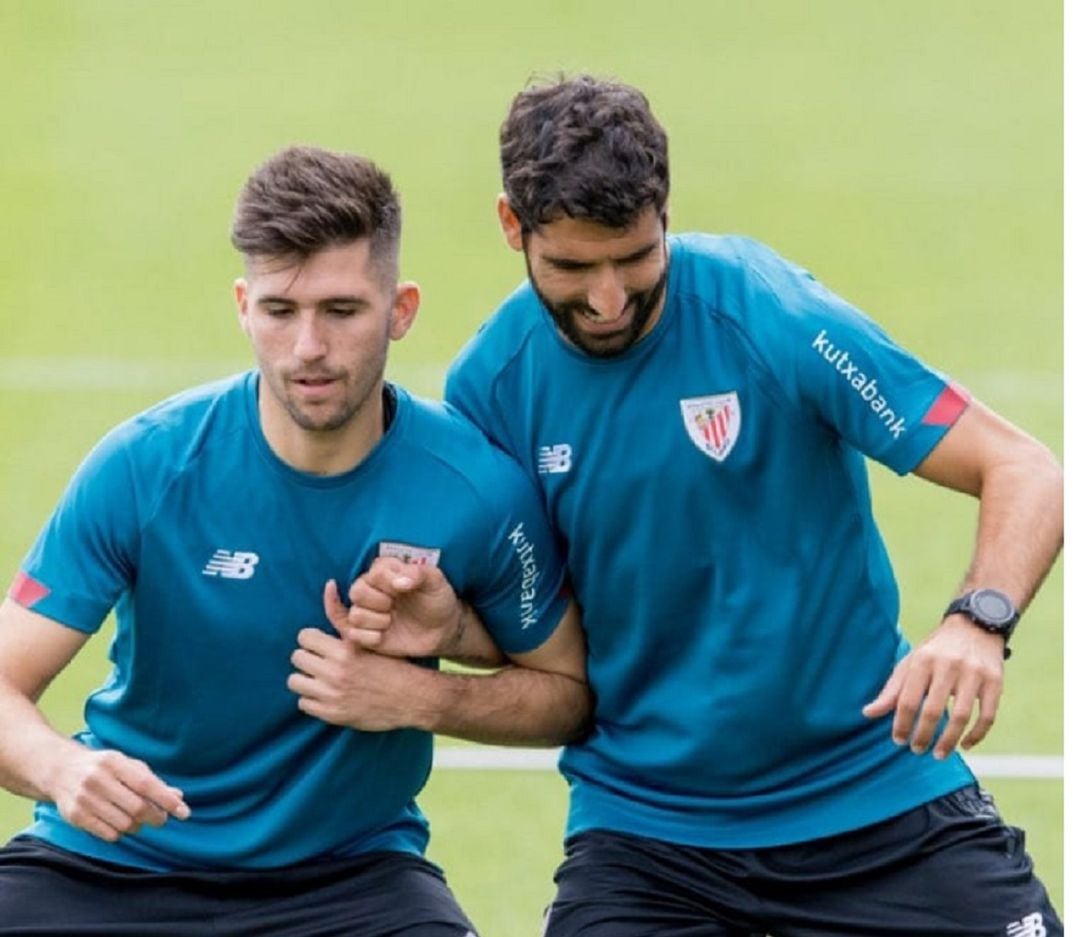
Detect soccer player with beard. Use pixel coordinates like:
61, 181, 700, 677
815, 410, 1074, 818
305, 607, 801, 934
434, 75, 1063, 935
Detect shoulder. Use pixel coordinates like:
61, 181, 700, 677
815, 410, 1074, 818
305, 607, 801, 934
395, 389, 537, 504
21, 374, 253, 592
670, 233, 815, 311
448, 281, 547, 388
89, 372, 251, 479
128, 371, 249, 432
671, 231, 762, 268
669, 233, 861, 361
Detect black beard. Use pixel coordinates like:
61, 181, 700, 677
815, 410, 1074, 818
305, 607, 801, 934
526, 259, 669, 358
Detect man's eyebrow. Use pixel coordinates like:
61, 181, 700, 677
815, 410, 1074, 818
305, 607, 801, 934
255, 295, 370, 306
617, 241, 662, 263
317, 295, 370, 306
540, 239, 661, 268
256, 294, 296, 306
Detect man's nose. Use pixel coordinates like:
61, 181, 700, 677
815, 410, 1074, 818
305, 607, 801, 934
586, 267, 629, 321
294, 315, 329, 361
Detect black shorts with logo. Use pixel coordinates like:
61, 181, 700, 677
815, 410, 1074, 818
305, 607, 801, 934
543, 786, 1062, 937
0, 836, 477, 937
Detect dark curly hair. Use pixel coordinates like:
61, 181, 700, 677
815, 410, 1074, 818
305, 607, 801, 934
500, 75, 669, 233
231, 146, 401, 275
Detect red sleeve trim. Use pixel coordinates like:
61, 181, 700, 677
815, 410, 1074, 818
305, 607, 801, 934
922, 382, 970, 426
8, 571, 50, 608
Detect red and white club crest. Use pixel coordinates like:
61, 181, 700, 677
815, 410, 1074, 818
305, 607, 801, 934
679, 392, 741, 463
378, 541, 442, 566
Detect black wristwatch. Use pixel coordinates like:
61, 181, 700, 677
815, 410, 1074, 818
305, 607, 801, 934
944, 589, 1020, 658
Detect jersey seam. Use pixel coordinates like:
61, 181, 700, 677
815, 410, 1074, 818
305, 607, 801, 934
733, 243, 947, 472
463, 310, 546, 457
392, 431, 564, 650
129, 419, 249, 543
672, 282, 836, 444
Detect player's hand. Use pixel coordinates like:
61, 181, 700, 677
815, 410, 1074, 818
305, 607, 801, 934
323, 559, 465, 658
48, 747, 190, 843
288, 627, 430, 731
862, 616, 1006, 759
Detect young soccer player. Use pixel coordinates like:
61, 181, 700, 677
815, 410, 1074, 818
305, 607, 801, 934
0, 145, 589, 936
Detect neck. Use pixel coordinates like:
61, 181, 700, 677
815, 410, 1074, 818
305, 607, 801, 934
257, 382, 386, 476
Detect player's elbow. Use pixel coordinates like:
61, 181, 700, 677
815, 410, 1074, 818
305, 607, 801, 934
558, 681, 596, 746
1010, 436, 1061, 501
987, 438, 1064, 546
1027, 443, 1064, 546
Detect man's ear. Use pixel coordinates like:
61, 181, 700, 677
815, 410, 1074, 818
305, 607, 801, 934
389, 282, 421, 341
234, 278, 252, 338
496, 194, 525, 252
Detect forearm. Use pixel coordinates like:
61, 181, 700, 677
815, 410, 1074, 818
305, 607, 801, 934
408, 665, 593, 747
958, 445, 1063, 608
442, 602, 510, 669
866, 409, 1063, 756
916, 404, 1064, 610
296, 599, 590, 741
0, 680, 84, 802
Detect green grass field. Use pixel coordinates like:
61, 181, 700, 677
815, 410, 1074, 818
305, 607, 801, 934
0, 1, 1063, 931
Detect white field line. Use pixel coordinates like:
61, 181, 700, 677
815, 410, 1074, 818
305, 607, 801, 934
0, 358, 250, 390
434, 747, 1063, 780
0, 358, 1062, 404
0, 357, 449, 394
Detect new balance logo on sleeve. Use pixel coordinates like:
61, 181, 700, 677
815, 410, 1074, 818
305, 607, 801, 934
202, 550, 260, 580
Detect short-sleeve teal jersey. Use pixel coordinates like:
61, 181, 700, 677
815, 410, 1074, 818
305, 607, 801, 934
10, 372, 567, 870
446, 234, 974, 848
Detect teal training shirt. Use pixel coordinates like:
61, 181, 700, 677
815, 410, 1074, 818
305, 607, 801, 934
11, 373, 568, 870
446, 234, 974, 849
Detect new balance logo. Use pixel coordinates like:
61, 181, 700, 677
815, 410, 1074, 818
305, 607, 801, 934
202, 550, 260, 580
1007, 912, 1047, 937
538, 443, 572, 474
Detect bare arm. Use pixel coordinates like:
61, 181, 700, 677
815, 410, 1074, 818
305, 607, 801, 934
289, 584, 592, 746
0, 599, 91, 801
912, 400, 1063, 606
0, 598, 189, 840
863, 399, 1064, 757
418, 603, 591, 745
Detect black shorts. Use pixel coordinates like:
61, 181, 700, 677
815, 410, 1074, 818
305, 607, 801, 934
0, 836, 477, 937
543, 786, 1062, 937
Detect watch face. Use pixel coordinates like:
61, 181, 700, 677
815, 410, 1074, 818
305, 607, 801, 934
971, 589, 1016, 626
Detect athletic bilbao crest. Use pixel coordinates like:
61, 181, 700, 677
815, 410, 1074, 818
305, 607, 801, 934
378, 541, 442, 566
679, 392, 741, 463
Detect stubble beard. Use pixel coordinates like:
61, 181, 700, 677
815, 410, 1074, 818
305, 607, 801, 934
527, 258, 669, 359
280, 388, 358, 433
272, 352, 388, 435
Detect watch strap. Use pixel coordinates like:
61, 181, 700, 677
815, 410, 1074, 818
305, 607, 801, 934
943, 590, 1018, 659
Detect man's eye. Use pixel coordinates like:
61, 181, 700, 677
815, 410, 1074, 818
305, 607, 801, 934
265, 306, 293, 317
328, 306, 358, 317
550, 262, 590, 273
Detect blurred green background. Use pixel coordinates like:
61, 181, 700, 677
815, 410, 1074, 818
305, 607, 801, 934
0, 1, 1063, 932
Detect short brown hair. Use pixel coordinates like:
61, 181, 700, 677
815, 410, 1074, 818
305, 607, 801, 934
231, 146, 402, 271
500, 75, 669, 233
